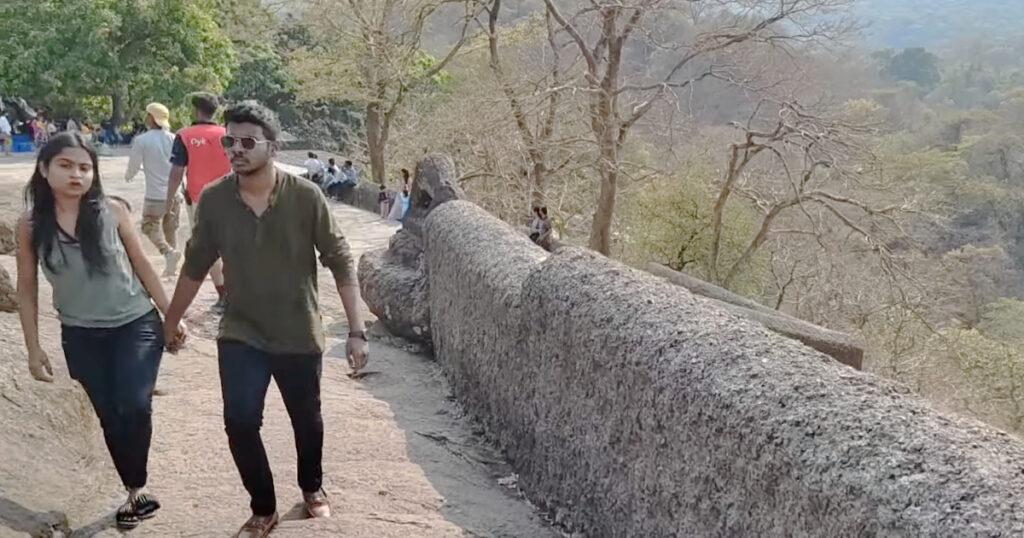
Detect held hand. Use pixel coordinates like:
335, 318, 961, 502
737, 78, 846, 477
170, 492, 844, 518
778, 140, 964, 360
164, 320, 186, 353
27, 347, 54, 382
346, 336, 369, 372
175, 321, 188, 350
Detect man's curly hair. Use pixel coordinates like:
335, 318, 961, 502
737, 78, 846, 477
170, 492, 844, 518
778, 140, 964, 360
222, 100, 282, 141
189, 92, 221, 117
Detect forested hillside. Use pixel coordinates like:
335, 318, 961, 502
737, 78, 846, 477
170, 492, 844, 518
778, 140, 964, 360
5, 0, 1024, 436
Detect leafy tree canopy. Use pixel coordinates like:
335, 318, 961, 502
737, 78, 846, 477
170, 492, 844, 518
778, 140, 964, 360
0, 0, 235, 123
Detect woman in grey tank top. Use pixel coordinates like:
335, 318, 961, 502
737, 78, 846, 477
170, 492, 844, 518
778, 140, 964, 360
15, 133, 188, 530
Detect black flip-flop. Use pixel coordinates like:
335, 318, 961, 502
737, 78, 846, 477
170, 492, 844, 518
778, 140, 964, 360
116, 493, 161, 529
134, 493, 161, 520
116, 501, 140, 530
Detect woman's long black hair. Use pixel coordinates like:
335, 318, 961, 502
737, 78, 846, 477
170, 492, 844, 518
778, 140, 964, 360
25, 132, 108, 275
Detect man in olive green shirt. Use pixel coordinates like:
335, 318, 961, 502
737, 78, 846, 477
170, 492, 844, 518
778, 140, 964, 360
163, 101, 368, 537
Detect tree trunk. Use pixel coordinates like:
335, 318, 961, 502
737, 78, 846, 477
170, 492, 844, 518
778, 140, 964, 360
111, 91, 125, 130
489, 0, 549, 210
587, 7, 623, 256
590, 90, 619, 255
366, 102, 386, 185
709, 144, 763, 283
530, 160, 548, 209
593, 148, 614, 254
722, 202, 789, 288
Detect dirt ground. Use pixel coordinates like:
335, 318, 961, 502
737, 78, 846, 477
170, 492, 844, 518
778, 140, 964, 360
0, 152, 556, 537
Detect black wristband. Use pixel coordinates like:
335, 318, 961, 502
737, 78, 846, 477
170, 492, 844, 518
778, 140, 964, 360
348, 331, 367, 341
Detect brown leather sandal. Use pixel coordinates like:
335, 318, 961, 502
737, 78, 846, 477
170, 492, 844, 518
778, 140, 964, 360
235, 512, 278, 538
303, 489, 331, 518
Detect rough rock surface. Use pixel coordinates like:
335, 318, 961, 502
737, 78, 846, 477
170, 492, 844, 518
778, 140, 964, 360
358, 234, 431, 342
0, 265, 17, 312
402, 154, 462, 238
359, 154, 463, 344
425, 199, 1024, 537
0, 184, 23, 256
0, 218, 15, 256
0, 301, 111, 535
647, 262, 864, 369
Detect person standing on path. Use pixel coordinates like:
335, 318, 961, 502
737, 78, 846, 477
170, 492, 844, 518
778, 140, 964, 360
165, 92, 230, 313
33, 115, 49, 149
387, 183, 410, 223
125, 103, 182, 277
378, 184, 390, 218
0, 112, 12, 156
163, 101, 369, 537
15, 133, 187, 531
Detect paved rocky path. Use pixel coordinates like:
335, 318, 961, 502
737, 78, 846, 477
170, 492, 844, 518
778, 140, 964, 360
0, 153, 553, 537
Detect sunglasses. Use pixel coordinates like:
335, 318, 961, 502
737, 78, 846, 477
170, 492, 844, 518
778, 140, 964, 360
220, 135, 272, 150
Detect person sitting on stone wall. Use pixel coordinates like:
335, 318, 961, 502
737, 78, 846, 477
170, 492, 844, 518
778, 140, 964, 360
378, 184, 390, 218
325, 160, 358, 200
303, 152, 325, 184
528, 206, 552, 250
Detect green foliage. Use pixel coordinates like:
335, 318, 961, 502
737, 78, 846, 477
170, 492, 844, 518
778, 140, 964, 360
412, 52, 453, 90
932, 64, 1002, 109
879, 148, 969, 189
224, 25, 362, 152
619, 162, 765, 294
0, 0, 235, 122
875, 47, 942, 91
921, 327, 1024, 433
961, 132, 1024, 184
979, 299, 1024, 343
226, 50, 298, 112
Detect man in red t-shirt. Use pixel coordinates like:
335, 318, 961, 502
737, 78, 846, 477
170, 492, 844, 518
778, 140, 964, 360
166, 92, 232, 312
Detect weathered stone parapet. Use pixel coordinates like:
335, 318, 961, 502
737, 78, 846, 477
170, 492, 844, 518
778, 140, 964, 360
422, 199, 1024, 537
338, 181, 383, 215
647, 262, 864, 369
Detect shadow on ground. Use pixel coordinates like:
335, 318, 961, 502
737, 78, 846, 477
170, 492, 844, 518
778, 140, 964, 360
324, 326, 556, 537
0, 496, 71, 537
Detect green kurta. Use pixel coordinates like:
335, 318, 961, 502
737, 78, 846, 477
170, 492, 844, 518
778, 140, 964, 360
183, 170, 355, 355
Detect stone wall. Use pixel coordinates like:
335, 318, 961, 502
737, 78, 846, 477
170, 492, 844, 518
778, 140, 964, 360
421, 200, 1024, 536
646, 263, 864, 369
338, 181, 387, 215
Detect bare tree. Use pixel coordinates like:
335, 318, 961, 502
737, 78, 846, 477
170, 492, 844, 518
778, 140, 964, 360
706, 100, 912, 288
541, 0, 857, 254
483, 0, 567, 208
293, 0, 482, 184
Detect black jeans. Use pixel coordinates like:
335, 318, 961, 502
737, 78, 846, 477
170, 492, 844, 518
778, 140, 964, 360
61, 309, 164, 489
218, 340, 324, 516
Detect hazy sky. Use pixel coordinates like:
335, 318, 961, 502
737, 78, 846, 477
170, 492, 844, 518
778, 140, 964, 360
857, 0, 1024, 48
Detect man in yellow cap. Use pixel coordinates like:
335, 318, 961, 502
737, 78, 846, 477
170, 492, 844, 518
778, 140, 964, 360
126, 102, 183, 277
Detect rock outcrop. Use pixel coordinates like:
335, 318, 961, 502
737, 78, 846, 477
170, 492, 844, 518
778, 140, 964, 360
0, 202, 20, 255
0, 265, 17, 313
358, 153, 464, 343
